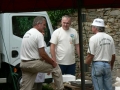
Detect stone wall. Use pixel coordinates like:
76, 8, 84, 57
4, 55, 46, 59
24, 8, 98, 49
77, 8, 120, 79
57, 8, 120, 79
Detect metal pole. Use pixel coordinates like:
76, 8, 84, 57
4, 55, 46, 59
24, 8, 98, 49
77, 0, 85, 90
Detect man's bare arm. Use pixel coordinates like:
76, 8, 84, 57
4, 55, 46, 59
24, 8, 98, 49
75, 44, 80, 58
50, 43, 56, 61
84, 53, 94, 65
39, 47, 57, 68
110, 54, 115, 70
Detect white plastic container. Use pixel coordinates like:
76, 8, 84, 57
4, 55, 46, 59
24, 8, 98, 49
62, 74, 76, 82
115, 87, 120, 90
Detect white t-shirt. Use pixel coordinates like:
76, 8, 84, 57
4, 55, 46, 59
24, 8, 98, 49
88, 32, 115, 61
20, 28, 45, 60
50, 27, 79, 65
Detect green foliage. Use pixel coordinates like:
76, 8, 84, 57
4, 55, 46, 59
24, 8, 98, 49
12, 16, 35, 37
47, 9, 76, 27
42, 84, 54, 90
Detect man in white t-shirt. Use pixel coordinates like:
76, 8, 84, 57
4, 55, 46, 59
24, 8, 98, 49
50, 15, 80, 75
20, 16, 64, 90
32, 31, 46, 90
84, 18, 115, 90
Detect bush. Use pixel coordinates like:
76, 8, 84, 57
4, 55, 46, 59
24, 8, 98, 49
42, 84, 54, 90
47, 9, 76, 27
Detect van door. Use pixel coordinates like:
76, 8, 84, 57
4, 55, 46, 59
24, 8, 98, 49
9, 13, 53, 81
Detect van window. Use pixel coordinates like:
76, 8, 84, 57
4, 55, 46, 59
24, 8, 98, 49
12, 16, 51, 46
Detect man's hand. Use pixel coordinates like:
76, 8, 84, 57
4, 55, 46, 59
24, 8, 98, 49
52, 57, 57, 62
51, 58, 57, 68
47, 72, 51, 75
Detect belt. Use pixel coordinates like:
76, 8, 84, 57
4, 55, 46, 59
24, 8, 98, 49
22, 59, 40, 62
93, 61, 109, 63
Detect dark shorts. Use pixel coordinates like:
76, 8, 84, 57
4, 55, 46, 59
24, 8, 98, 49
59, 63, 76, 75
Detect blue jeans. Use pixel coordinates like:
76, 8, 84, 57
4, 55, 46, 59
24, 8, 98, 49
59, 63, 76, 75
91, 61, 112, 90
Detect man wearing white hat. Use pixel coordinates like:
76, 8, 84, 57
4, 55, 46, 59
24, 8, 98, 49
84, 18, 115, 90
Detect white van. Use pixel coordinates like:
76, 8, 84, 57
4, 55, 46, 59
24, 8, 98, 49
0, 11, 53, 90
